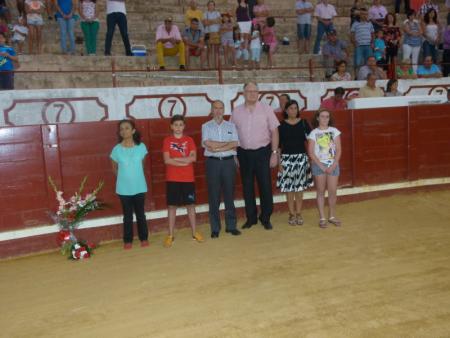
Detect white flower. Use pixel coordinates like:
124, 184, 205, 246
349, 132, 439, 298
74, 243, 80, 250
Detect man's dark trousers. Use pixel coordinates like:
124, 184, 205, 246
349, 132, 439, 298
237, 144, 273, 225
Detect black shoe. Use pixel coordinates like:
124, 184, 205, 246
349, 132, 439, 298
179, 65, 186, 70
226, 229, 241, 236
242, 221, 257, 229
261, 221, 273, 230
211, 232, 219, 238
159, 66, 165, 70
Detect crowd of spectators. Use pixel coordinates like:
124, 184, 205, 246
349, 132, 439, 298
317, 0, 450, 83
1, 0, 450, 89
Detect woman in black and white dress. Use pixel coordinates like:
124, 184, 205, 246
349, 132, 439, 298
276, 99, 313, 225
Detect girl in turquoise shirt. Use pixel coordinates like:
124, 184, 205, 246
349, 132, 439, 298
110, 119, 149, 250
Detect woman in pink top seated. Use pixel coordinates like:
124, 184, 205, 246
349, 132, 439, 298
263, 16, 277, 67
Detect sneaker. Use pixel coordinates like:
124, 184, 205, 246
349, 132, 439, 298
192, 232, 204, 242
288, 214, 296, 226
123, 243, 132, 250
164, 235, 174, 248
140, 240, 150, 247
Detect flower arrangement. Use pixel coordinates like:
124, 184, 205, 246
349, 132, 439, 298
49, 176, 104, 260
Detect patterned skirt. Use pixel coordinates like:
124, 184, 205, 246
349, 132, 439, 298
276, 153, 313, 192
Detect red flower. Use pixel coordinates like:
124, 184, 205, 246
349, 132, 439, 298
56, 230, 71, 246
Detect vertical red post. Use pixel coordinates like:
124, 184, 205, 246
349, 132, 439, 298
308, 58, 314, 82
217, 47, 224, 85
111, 57, 117, 88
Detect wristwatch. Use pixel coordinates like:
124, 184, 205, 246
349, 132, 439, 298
272, 150, 278, 154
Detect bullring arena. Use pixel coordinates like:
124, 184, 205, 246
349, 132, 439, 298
1, 0, 450, 336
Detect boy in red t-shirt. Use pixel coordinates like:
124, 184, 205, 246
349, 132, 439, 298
162, 114, 204, 247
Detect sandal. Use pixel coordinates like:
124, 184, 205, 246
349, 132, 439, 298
328, 217, 341, 227
288, 214, 296, 226
319, 219, 328, 228
296, 214, 304, 226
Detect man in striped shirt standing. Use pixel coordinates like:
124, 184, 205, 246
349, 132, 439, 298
202, 100, 241, 238
351, 8, 374, 70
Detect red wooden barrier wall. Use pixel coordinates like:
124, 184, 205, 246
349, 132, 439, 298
1, 105, 449, 257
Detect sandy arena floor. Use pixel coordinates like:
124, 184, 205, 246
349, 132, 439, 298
1, 190, 450, 338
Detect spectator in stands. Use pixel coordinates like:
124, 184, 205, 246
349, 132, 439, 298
45, 0, 53, 21
183, 18, 206, 70
313, 0, 337, 55
262, 16, 276, 68
421, 9, 439, 63
402, 10, 422, 72
110, 119, 149, 250
383, 13, 401, 69
202, 100, 241, 238
351, 8, 374, 69
396, 58, 417, 79
307, 109, 342, 228
11, 16, 28, 54
417, 55, 442, 78
26, 0, 45, 54
395, 0, 410, 15
276, 99, 313, 226
419, 0, 439, 17
249, 23, 262, 69
322, 29, 349, 78
321, 87, 348, 110
373, 29, 386, 65
442, 14, 450, 77
231, 82, 279, 230
220, 14, 234, 66
0, 0, 11, 23
104, 0, 132, 56
156, 17, 186, 70
275, 93, 290, 114
0, 31, 19, 90
331, 60, 352, 81
79, 0, 99, 56
253, 0, 269, 27
357, 56, 387, 80
233, 26, 249, 67
55, 0, 76, 55
368, 0, 387, 31
185, 0, 203, 28
359, 73, 384, 97
16, 0, 25, 18
296, 0, 313, 53
385, 79, 402, 96
235, 0, 252, 50
350, 0, 364, 27
203, 0, 221, 68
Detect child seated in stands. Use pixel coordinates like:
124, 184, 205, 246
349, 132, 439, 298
373, 29, 386, 67
11, 16, 28, 54
233, 26, 248, 67
162, 114, 204, 248
220, 14, 234, 66
262, 16, 277, 68
250, 23, 262, 69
